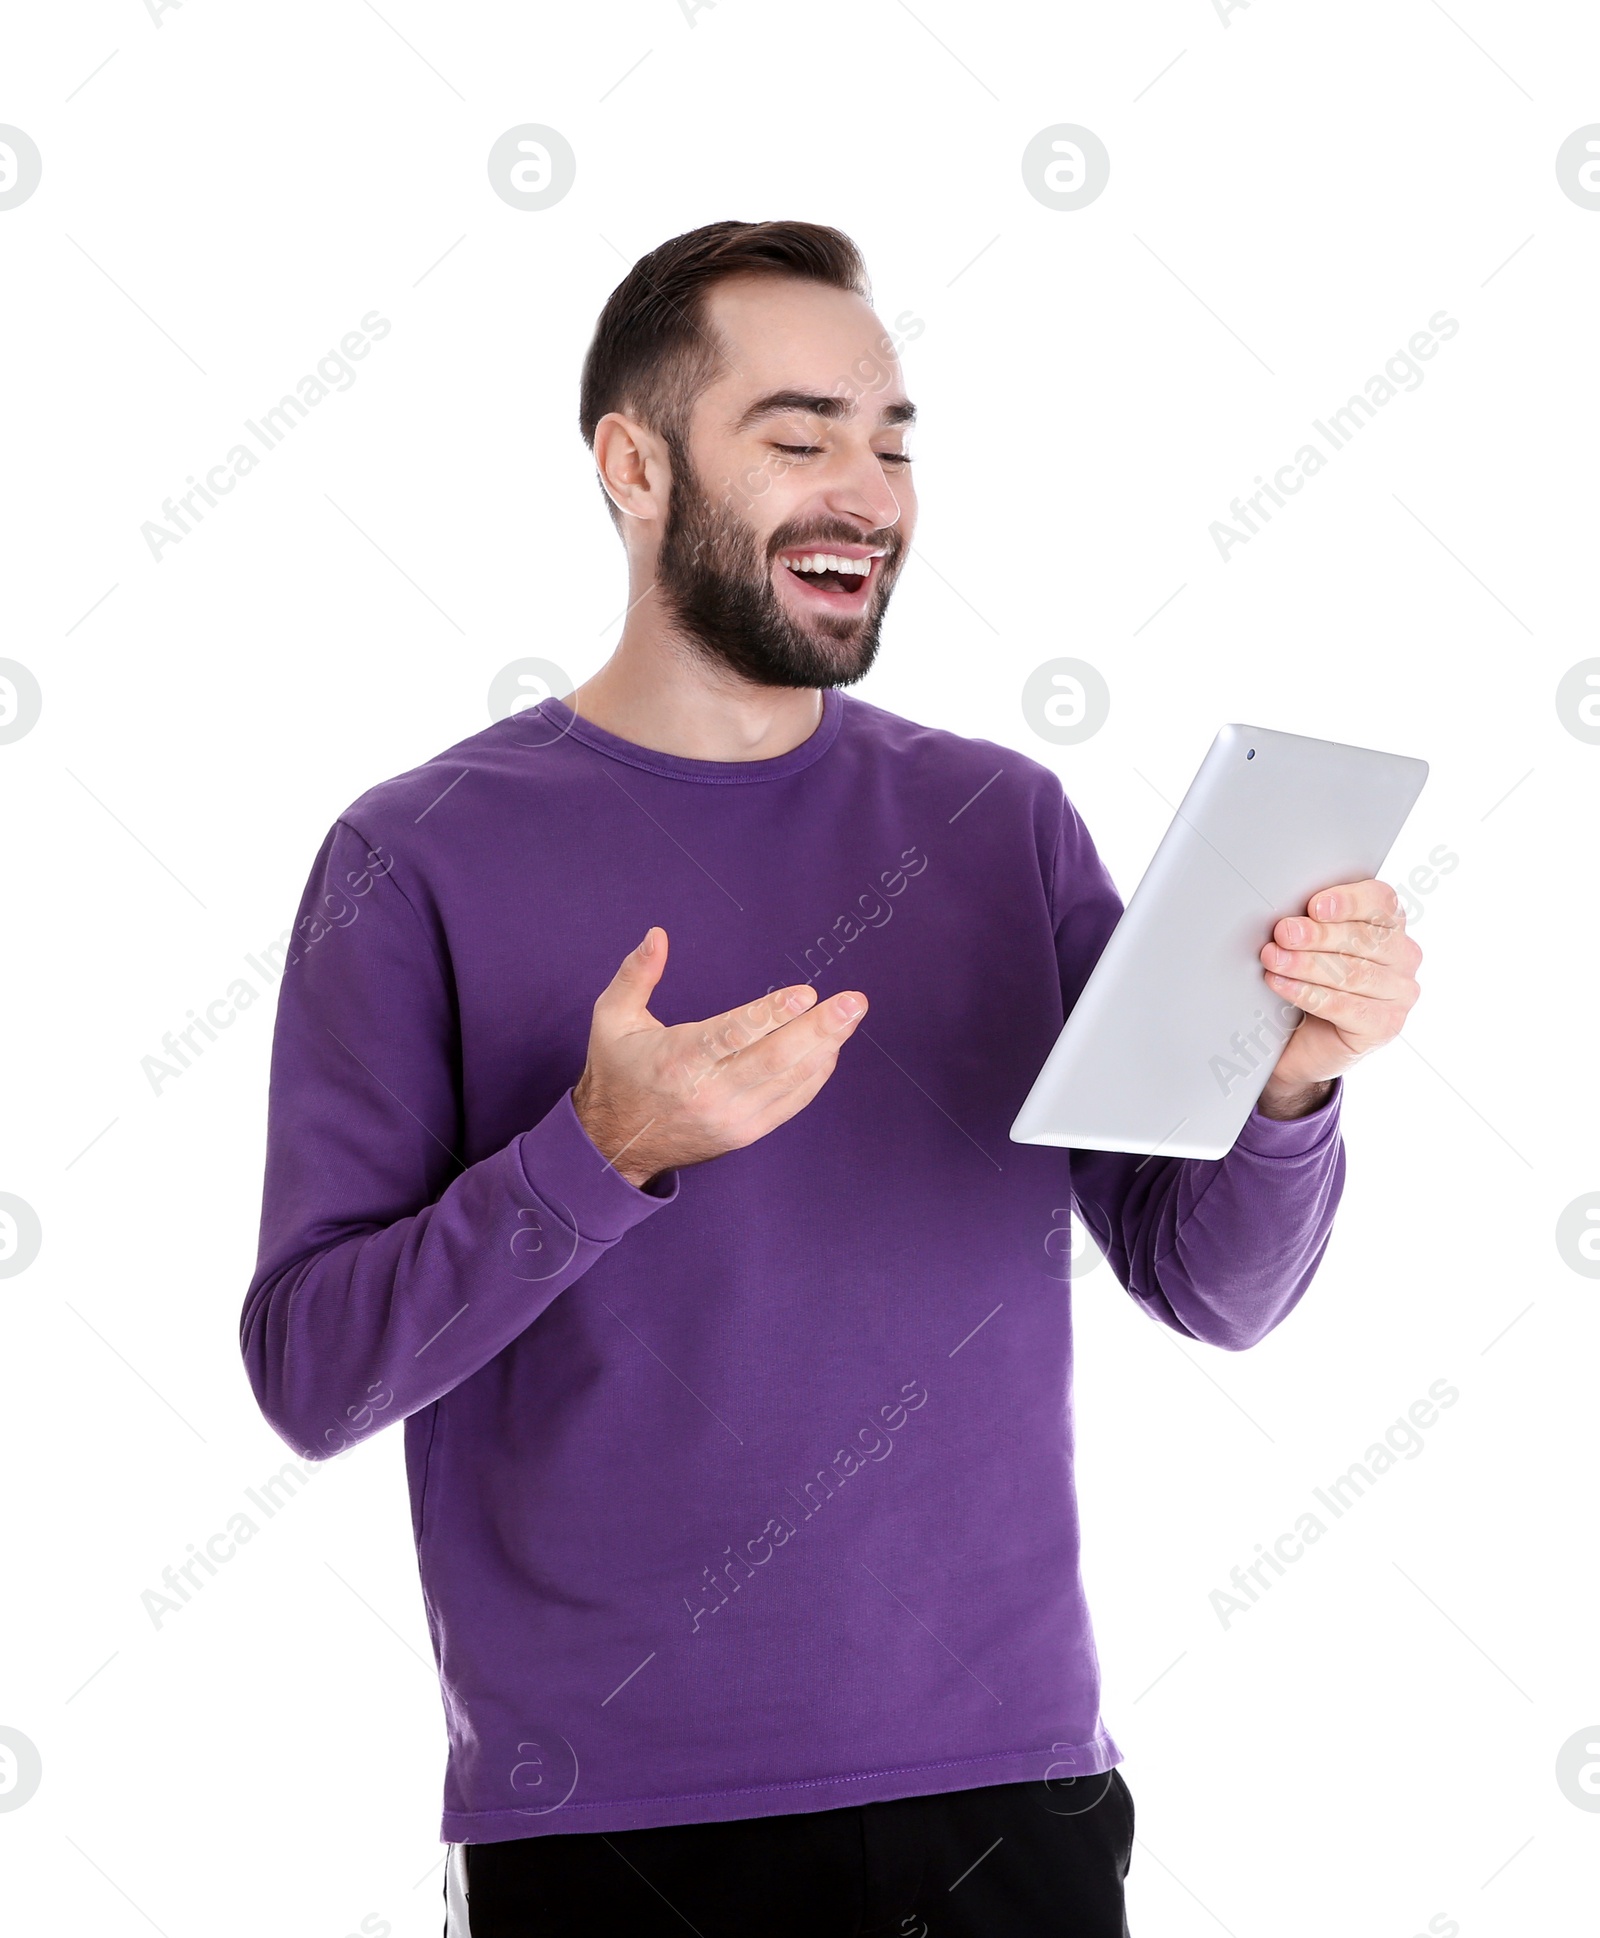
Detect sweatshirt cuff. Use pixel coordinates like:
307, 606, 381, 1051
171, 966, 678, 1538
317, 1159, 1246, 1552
1234, 1074, 1344, 1158
514, 1089, 680, 1245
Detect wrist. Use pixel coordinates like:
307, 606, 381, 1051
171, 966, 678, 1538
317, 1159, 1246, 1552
571, 1081, 657, 1190
1255, 1076, 1335, 1121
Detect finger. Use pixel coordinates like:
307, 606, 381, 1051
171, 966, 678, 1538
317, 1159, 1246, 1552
1304, 878, 1401, 924
1262, 968, 1410, 1039
1286, 879, 1406, 949
717, 990, 867, 1093
724, 1006, 866, 1129
592, 924, 673, 1028
1271, 917, 1420, 970
673, 982, 821, 1080
1272, 890, 1419, 970
1260, 941, 1419, 1006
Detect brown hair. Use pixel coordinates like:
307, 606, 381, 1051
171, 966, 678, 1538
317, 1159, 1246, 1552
578, 220, 870, 522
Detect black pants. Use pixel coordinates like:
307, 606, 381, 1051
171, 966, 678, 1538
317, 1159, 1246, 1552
447, 1768, 1134, 1936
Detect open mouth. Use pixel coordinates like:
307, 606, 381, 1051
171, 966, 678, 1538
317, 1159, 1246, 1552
775, 545, 888, 610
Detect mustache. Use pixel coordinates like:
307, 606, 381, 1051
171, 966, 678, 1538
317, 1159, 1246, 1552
767, 526, 902, 561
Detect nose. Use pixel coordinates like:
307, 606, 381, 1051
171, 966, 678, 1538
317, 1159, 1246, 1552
821, 443, 905, 538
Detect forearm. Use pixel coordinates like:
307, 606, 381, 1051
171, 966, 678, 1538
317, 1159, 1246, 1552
244, 1090, 677, 1461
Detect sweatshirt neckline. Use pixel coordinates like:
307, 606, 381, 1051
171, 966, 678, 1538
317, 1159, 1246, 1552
531, 687, 845, 784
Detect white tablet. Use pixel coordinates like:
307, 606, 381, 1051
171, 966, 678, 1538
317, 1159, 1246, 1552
1010, 723, 1429, 1159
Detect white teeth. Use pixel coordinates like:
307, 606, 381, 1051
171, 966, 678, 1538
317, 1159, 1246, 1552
785, 554, 872, 576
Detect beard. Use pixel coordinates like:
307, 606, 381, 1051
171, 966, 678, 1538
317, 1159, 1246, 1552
653, 431, 904, 690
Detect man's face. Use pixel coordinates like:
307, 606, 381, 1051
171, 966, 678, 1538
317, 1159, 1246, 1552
653, 275, 917, 689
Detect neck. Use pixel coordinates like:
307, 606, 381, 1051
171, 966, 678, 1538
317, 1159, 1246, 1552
569, 582, 826, 763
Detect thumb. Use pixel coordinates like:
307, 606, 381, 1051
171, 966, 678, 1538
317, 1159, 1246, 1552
596, 924, 668, 1024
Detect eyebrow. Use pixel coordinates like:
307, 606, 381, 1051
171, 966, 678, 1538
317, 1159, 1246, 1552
731, 390, 917, 433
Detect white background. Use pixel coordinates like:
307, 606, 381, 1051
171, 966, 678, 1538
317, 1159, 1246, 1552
2, 2, 1597, 1933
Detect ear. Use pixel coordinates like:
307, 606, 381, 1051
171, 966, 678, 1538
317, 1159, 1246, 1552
593, 411, 669, 523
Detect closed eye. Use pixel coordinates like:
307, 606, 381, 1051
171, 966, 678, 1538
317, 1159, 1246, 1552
770, 443, 913, 466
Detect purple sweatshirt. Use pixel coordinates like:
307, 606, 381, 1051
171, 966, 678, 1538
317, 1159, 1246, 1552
241, 688, 1345, 1845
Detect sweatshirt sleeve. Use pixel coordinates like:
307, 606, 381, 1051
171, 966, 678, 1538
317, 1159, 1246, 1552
240, 818, 678, 1460
1049, 788, 1346, 1352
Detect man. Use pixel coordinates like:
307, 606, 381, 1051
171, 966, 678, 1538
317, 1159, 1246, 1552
242, 220, 1422, 1936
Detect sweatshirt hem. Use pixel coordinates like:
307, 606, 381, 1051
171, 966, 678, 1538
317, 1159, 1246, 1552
440, 1732, 1123, 1844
